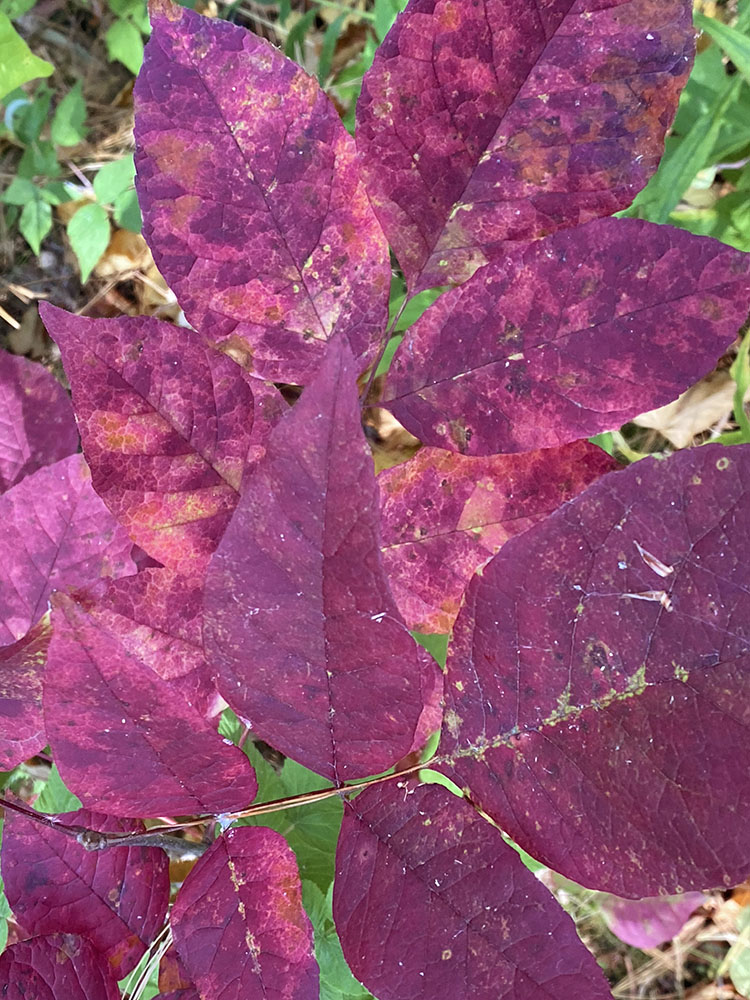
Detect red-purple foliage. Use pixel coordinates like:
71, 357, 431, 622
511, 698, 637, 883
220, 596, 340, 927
0, 351, 78, 493
3, 808, 169, 978
3, 0, 750, 997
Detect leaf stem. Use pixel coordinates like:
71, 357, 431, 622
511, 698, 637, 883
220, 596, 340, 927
0, 759, 432, 853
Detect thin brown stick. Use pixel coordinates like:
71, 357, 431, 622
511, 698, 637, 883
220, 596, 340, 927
0, 759, 433, 853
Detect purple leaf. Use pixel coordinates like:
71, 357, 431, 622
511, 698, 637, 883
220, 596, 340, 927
384, 219, 750, 454
0, 350, 78, 494
41, 303, 259, 575
380, 441, 616, 632
334, 781, 610, 1000
170, 825, 319, 1000
439, 444, 750, 896
357, 0, 693, 291
77, 569, 223, 718
204, 337, 424, 783
0, 619, 50, 769
0, 934, 121, 999
598, 891, 704, 949
2, 808, 169, 979
134, 0, 391, 384
44, 590, 257, 817
0, 453, 135, 647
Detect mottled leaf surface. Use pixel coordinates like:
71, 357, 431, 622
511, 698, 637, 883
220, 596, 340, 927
439, 444, 750, 896
44, 590, 256, 816
598, 892, 704, 949
3, 808, 169, 978
334, 781, 610, 1000
204, 338, 423, 783
0, 934, 121, 1000
42, 303, 257, 574
77, 569, 221, 718
0, 619, 50, 768
357, 0, 693, 290
0, 350, 78, 493
384, 219, 750, 454
134, 0, 390, 383
380, 441, 615, 632
0, 453, 135, 646
170, 826, 319, 1000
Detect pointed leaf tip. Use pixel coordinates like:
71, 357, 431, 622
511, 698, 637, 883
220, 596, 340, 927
204, 334, 424, 782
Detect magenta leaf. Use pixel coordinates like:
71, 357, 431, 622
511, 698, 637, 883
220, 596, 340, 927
41, 303, 259, 575
380, 441, 616, 632
0, 619, 50, 768
44, 590, 257, 816
2, 807, 169, 978
0, 934, 121, 1000
76, 569, 223, 718
0, 453, 135, 647
0, 350, 78, 494
439, 444, 750, 897
134, 0, 391, 384
357, 0, 694, 291
334, 781, 610, 1000
384, 219, 750, 454
170, 825, 319, 1000
204, 337, 423, 783
598, 891, 704, 949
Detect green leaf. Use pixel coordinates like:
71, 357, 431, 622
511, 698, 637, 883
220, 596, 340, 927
105, 17, 144, 74
66, 202, 110, 281
0, 875, 10, 954
318, 13, 346, 85
41, 180, 72, 205
219, 711, 342, 892
19, 193, 51, 253
107, 0, 142, 17
93, 154, 135, 204
304, 882, 374, 1000
0, 14, 53, 102
373, 0, 404, 43
113, 187, 142, 232
284, 9, 316, 63
729, 907, 750, 997
624, 75, 743, 224
695, 13, 750, 86
17, 139, 59, 179
1, 175, 38, 205
411, 631, 448, 669
0, 0, 36, 17
35, 764, 82, 813
51, 81, 87, 147
13, 83, 51, 145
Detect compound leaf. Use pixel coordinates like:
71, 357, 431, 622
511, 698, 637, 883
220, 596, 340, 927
384, 218, 750, 454
170, 826, 319, 1000
379, 440, 615, 632
41, 304, 258, 575
439, 444, 750, 897
0, 453, 135, 647
134, 0, 390, 384
357, 0, 694, 290
0, 934, 120, 1000
334, 781, 610, 1000
0, 350, 78, 493
2, 808, 169, 979
204, 337, 424, 783
44, 589, 257, 817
